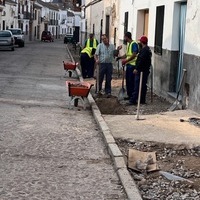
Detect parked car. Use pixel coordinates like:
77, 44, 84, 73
0, 30, 15, 51
8, 28, 25, 47
41, 31, 54, 42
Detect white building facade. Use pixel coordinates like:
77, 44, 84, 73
0, 0, 18, 30
130, 0, 200, 112
83, 0, 200, 113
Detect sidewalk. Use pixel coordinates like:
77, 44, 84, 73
68, 43, 200, 199
103, 110, 200, 145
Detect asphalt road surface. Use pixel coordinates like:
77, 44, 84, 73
0, 40, 127, 200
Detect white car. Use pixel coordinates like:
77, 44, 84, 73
0, 30, 15, 51
8, 28, 25, 47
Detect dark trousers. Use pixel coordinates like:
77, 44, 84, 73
99, 63, 113, 94
80, 53, 95, 78
88, 57, 95, 78
126, 64, 136, 98
130, 71, 149, 103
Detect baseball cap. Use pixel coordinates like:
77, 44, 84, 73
139, 36, 148, 44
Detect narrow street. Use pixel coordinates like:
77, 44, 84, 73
0, 40, 127, 199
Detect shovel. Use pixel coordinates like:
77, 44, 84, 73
169, 69, 187, 111
136, 71, 145, 120
118, 65, 126, 100
95, 63, 100, 93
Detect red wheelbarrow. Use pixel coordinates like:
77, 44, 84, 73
63, 61, 78, 77
66, 81, 93, 109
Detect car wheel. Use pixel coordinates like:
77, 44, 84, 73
11, 47, 15, 51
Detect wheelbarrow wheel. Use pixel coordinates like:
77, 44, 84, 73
68, 71, 72, 77
74, 99, 78, 107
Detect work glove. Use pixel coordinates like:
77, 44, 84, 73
122, 59, 127, 66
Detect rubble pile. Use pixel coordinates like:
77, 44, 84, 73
116, 139, 200, 200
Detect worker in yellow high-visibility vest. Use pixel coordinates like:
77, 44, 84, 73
117, 32, 139, 102
82, 34, 99, 78
80, 47, 96, 78
84, 33, 99, 49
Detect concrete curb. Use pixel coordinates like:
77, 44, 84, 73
66, 45, 142, 200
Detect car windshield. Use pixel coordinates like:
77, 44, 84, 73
0, 32, 11, 37
9, 30, 21, 35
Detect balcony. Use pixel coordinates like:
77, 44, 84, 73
0, 0, 5, 11
18, 13, 24, 19
18, 12, 34, 20
23, 12, 31, 20
49, 19, 58, 26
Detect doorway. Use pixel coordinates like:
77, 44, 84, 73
176, 2, 187, 92
144, 10, 149, 36
136, 9, 149, 40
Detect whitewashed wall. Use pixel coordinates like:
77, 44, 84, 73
133, 0, 181, 49
103, 0, 120, 45
184, 0, 200, 56
118, 0, 134, 42
1, 2, 18, 29
84, 0, 200, 57
85, 0, 104, 42
132, 0, 200, 57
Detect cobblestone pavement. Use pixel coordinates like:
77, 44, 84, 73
0, 41, 127, 200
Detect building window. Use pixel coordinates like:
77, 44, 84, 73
0, 0, 5, 6
3, 20, 5, 30
18, 3, 20, 13
35, 10, 37, 20
93, 24, 95, 35
100, 19, 103, 41
124, 12, 128, 44
22, 5, 24, 14
105, 15, 110, 38
154, 5, 165, 55
114, 27, 117, 46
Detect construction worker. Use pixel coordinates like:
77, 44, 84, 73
80, 47, 96, 78
117, 32, 138, 101
130, 36, 152, 104
83, 34, 99, 77
94, 34, 122, 97
84, 33, 99, 49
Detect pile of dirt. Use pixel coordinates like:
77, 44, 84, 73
94, 96, 127, 115
93, 88, 171, 115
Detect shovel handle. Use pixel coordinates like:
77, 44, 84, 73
136, 72, 143, 120
96, 63, 100, 93
122, 65, 125, 88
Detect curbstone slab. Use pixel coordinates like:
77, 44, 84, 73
87, 94, 96, 104
114, 156, 127, 170
101, 130, 116, 144
98, 120, 110, 132
117, 168, 143, 200
108, 143, 123, 158
67, 44, 142, 200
